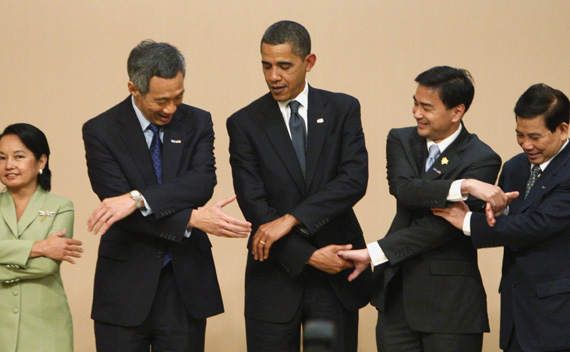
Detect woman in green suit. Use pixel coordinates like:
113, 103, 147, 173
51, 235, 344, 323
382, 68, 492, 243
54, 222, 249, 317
0, 123, 83, 352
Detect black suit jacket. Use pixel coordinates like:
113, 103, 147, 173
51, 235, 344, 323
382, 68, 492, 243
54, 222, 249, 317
83, 97, 223, 326
227, 87, 372, 323
471, 144, 570, 352
372, 125, 499, 334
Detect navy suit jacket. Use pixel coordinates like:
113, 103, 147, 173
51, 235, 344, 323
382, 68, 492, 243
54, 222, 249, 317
371, 125, 499, 334
83, 97, 223, 326
471, 143, 570, 352
227, 87, 372, 323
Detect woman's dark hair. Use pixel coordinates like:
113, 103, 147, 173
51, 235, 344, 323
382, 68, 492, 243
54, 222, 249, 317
1, 123, 51, 191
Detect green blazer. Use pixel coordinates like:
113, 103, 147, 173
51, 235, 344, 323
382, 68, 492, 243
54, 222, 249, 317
0, 187, 74, 352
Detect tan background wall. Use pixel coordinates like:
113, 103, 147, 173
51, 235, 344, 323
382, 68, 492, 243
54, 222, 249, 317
2, 1, 569, 351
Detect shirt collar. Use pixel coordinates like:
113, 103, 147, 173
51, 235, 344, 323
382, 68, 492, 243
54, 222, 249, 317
278, 81, 309, 110
535, 138, 569, 172
426, 123, 463, 153
131, 95, 152, 132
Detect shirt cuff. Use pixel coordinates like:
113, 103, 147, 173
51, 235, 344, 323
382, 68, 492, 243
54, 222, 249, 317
367, 242, 389, 266
448, 179, 468, 202
462, 211, 472, 236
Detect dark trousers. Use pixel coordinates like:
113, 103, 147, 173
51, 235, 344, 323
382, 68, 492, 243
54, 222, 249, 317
376, 270, 482, 352
246, 268, 358, 352
94, 263, 206, 352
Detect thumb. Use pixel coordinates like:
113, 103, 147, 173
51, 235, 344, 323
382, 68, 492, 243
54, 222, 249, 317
333, 244, 353, 252
215, 194, 237, 208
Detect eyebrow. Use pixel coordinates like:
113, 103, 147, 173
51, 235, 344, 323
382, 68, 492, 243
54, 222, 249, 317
413, 95, 433, 108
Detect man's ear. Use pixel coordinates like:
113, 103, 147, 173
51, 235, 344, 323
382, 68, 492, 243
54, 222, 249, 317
451, 104, 466, 123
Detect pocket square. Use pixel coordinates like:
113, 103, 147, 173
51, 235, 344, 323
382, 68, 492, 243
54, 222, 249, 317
170, 139, 181, 144
317, 118, 324, 124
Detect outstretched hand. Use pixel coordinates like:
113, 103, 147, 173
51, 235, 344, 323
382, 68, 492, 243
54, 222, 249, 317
189, 195, 251, 238
337, 248, 371, 281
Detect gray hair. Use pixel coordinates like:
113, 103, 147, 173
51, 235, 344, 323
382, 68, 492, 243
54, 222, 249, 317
261, 20, 311, 58
127, 40, 185, 95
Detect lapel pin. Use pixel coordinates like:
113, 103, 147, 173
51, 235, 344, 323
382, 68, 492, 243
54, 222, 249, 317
170, 139, 181, 144
441, 157, 449, 165
39, 210, 55, 222
317, 118, 324, 124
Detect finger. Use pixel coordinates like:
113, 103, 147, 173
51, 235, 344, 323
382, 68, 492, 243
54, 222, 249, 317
218, 220, 252, 234
63, 256, 77, 264
87, 206, 106, 231
215, 194, 237, 208
331, 244, 352, 252
506, 191, 520, 199
262, 240, 273, 260
348, 268, 363, 282
67, 239, 83, 246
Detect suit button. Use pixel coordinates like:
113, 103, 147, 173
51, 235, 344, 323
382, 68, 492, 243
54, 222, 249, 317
512, 282, 517, 288
13, 308, 18, 314
13, 290, 18, 296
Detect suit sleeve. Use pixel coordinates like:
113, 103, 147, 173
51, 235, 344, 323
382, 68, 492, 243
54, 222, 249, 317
0, 200, 73, 282
288, 98, 368, 234
82, 114, 216, 243
227, 116, 316, 277
471, 172, 570, 248
379, 130, 501, 265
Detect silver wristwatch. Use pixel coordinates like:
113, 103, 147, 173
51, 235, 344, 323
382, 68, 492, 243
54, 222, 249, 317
129, 190, 144, 209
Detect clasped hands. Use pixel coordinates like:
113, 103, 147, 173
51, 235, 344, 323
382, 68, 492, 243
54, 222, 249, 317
432, 179, 519, 228
252, 214, 358, 275
88, 193, 251, 238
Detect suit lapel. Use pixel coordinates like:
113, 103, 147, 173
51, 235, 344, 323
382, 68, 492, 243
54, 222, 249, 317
305, 87, 328, 189
424, 125, 469, 180
118, 99, 159, 185
259, 95, 306, 194
17, 187, 47, 236
162, 113, 186, 181
0, 192, 18, 237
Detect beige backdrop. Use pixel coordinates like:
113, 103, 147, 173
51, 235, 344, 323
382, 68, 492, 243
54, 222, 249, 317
2, 1, 569, 351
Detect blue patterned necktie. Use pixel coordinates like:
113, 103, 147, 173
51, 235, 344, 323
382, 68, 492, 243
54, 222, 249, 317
425, 144, 440, 172
524, 165, 542, 199
147, 124, 163, 184
147, 124, 170, 265
288, 100, 306, 177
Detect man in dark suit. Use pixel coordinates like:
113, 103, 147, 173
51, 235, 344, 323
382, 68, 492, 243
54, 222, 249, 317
339, 66, 510, 351
83, 40, 251, 352
433, 83, 570, 352
226, 21, 372, 352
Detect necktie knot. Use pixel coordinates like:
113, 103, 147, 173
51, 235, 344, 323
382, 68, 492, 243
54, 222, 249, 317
148, 123, 160, 134
425, 144, 440, 172
289, 100, 301, 114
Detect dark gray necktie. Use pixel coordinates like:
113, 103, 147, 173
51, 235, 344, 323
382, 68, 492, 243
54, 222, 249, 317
288, 100, 306, 177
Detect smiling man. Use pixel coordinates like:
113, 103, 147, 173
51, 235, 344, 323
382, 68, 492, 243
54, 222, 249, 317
82, 40, 251, 352
433, 84, 570, 352
227, 21, 371, 352
339, 66, 505, 352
